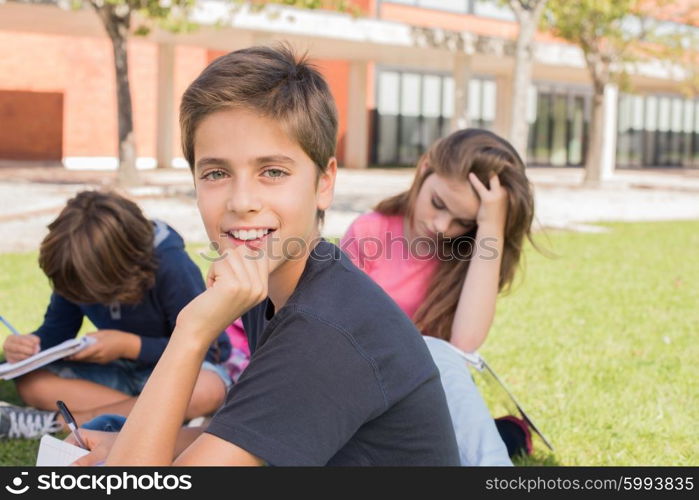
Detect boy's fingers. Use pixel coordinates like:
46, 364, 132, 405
228, 245, 255, 286
242, 244, 269, 289
9, 343, 36, 358
68, 343, 98, 361
206, 264, 216, 288
489, 173, 501, 190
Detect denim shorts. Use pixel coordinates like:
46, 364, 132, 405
81, 413, 127, 432
44, 358, 232, 397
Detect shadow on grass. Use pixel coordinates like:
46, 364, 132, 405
0, 378, 22, 405
513, 452, 561, 466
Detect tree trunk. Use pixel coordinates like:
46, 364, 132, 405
509, 11, 537, 158
584, 86, 605, 186
508, 0, 547, 160
93, 3, 140, 187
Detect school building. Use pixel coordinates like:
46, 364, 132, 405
0, 0, 697, 174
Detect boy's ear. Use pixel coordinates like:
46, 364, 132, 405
316, 157, 337, 212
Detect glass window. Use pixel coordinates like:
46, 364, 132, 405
421, 75, 442, 118
375, 69, 499, 165
645, 96, 658, 131
481, 80, 496, 123
378, 72, 400, 115
616, 95, 630, 166
468, 79, 482, 122
629, 96, 644, 167
526, 85, 538, 124
658, 97, 671, 132
400, 73, 421, 117
568, 97, 585, 166
631, 95, 644, 130
421, 75, 443, 151
617, 95, 630, 132
533, 93, 551, 164
551, 94, 568, 166
683, 99, 694, 133
671, 98, 683, 132
442, 77, 454, 118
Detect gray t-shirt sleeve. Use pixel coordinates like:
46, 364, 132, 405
205, 309, 387, 466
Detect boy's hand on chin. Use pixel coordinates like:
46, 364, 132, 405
176, 244, 269, 343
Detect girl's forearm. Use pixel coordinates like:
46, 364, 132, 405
450, 225, 504, 353
105, 329, 210, 465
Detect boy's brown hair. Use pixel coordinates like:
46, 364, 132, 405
179, 44, 338, 222
39, 191, 157, 305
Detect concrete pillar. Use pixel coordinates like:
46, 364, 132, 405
600, 82, 619, 179
494, 74, 513, 138
451, 53, 472, 132
345, 61, 369, 169
156, 43, 175, 169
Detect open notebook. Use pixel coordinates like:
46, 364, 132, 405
36, 435, 90, 466
444, 343, 554, 452
0, 337, 96, 380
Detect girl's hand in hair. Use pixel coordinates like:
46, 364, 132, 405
469, 172, 509, 233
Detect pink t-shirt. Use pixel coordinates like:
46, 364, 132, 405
340, 212, 438, 321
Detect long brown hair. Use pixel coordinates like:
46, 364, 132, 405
39, 190, 157, 305
375, 129, 535, 341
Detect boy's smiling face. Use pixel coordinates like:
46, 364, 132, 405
193, 107, 336, 276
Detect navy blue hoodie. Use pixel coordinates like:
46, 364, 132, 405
33, 221, 231, 367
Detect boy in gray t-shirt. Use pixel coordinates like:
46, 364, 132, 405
69, 45, 459, 466
206, 240, 458, 465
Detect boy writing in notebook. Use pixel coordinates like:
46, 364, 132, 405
0, 191, 231, 439
71, 45, 459, 466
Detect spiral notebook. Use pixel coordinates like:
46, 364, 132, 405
0, 337, 96, 380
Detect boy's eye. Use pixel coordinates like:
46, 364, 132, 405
458, 220, 475, 229
201, 169, 227, 181
431, 197, 445, 210
262, 168, 288, 179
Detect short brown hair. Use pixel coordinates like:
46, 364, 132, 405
179, 44, 338, 222
39, 191, 157, 305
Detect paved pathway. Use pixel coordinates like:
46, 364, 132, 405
0, 166, 697, 252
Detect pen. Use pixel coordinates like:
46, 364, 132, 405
56, 400, 88, 450
0, 315, 20, 335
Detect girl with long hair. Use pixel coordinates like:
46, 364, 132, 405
341, 128, 536, 465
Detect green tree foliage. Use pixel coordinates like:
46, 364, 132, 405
544, 0, 698, 183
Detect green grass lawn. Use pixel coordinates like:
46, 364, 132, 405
1, 221, 698, 466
